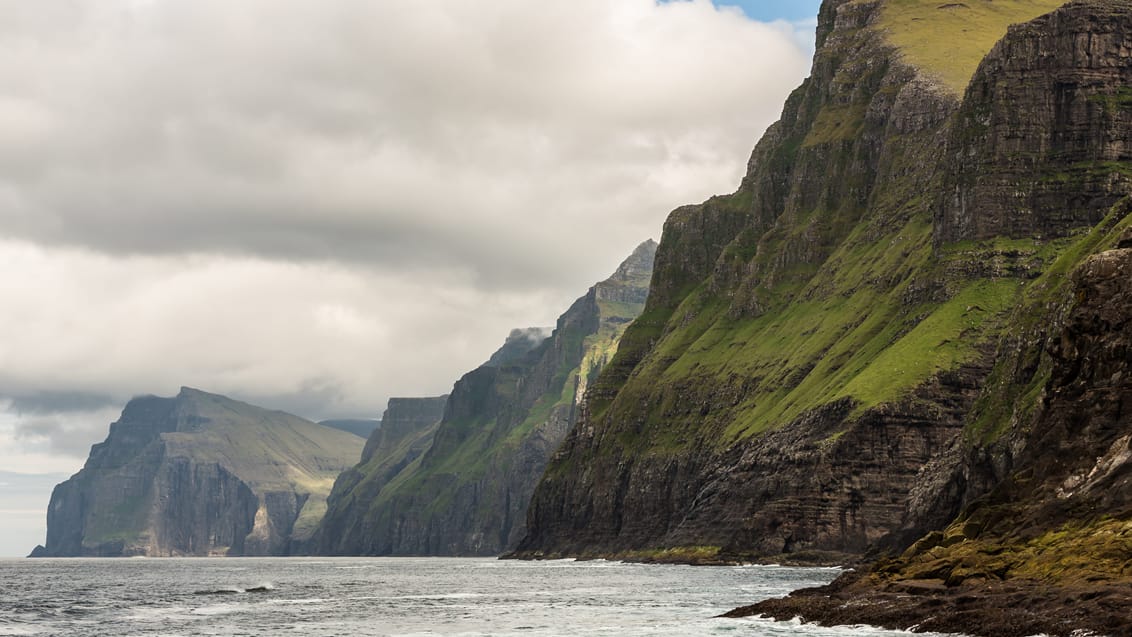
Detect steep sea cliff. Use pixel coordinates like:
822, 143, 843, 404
514, 0, 1131, 632
33, 388, 364, 557
315, 240, 656, 556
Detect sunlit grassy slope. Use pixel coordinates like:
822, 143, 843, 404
161, 388, 364, 537
880, 0, 1068, 93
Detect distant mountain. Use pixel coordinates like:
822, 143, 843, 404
319, 418, 381, 440
31, 387, 364, 557
315, 239, 657, 556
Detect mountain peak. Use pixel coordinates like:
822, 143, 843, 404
483, 327, 552, 368
610, 238, 658, 286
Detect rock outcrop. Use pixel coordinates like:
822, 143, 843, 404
34, 388, 364, 557
314, 240, 656, 556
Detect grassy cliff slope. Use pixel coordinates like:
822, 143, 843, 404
506, 0, 1132, 633
516, 0, 1131, 580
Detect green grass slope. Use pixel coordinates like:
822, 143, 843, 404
880, 0, 1068, 93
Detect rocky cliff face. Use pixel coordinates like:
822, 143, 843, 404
33, 388, 364, 557
509, 0, 1132, 631
936, 0, 1132, 244
314, 240, 656, 556
744, 207, 1132, 636
514, 0, 1130, 567
315, 395, 447, 555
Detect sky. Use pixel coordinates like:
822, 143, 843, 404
0, 0, 821, 556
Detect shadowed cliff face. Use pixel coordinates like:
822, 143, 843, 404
515, 0, 1131, 566
314, 240, 656, 556
35, 388, 364, 557
936, 1, 1132, 244
314, 396, 447, 555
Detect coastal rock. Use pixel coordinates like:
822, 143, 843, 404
741, 217, 1132, 637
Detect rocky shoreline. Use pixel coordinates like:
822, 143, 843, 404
727, 569, 1132, 637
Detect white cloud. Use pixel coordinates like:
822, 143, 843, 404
0, 0, 813, 475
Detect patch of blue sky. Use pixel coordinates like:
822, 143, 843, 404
713, 0, 822, 22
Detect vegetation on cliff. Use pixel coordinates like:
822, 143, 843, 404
34, 387, 364, 557
516, 5, 1131, 634
315, 240, 656, 556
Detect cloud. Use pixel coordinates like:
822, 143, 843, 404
0, 0, 813, 472
0, 0, 809, 283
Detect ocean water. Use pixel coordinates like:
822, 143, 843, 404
0, 557, 952, 636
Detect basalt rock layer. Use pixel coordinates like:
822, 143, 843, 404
314, 240, 656, 556
34, 388, 364, 557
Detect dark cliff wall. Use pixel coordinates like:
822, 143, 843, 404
936, 2, 1132, 244
515, 0, 1129, 563
316, 396, 448, 555
315, 240, 656, 556
518, 0, 962, 561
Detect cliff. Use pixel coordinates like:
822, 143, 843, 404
32, 387, 364, 557
509, 0, 1131, 632
743, 207, 1132, 636
514, 0, 1130, 570
314, 395, 448, 554
314, 240, 656, 556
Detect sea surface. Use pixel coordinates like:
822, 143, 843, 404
0, 557, 954, 636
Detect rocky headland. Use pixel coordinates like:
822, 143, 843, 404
32, 387, 365, 557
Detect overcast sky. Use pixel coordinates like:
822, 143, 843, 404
0, 0, 819, 556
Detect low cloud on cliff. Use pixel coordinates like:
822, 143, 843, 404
0, 0, 814, 474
